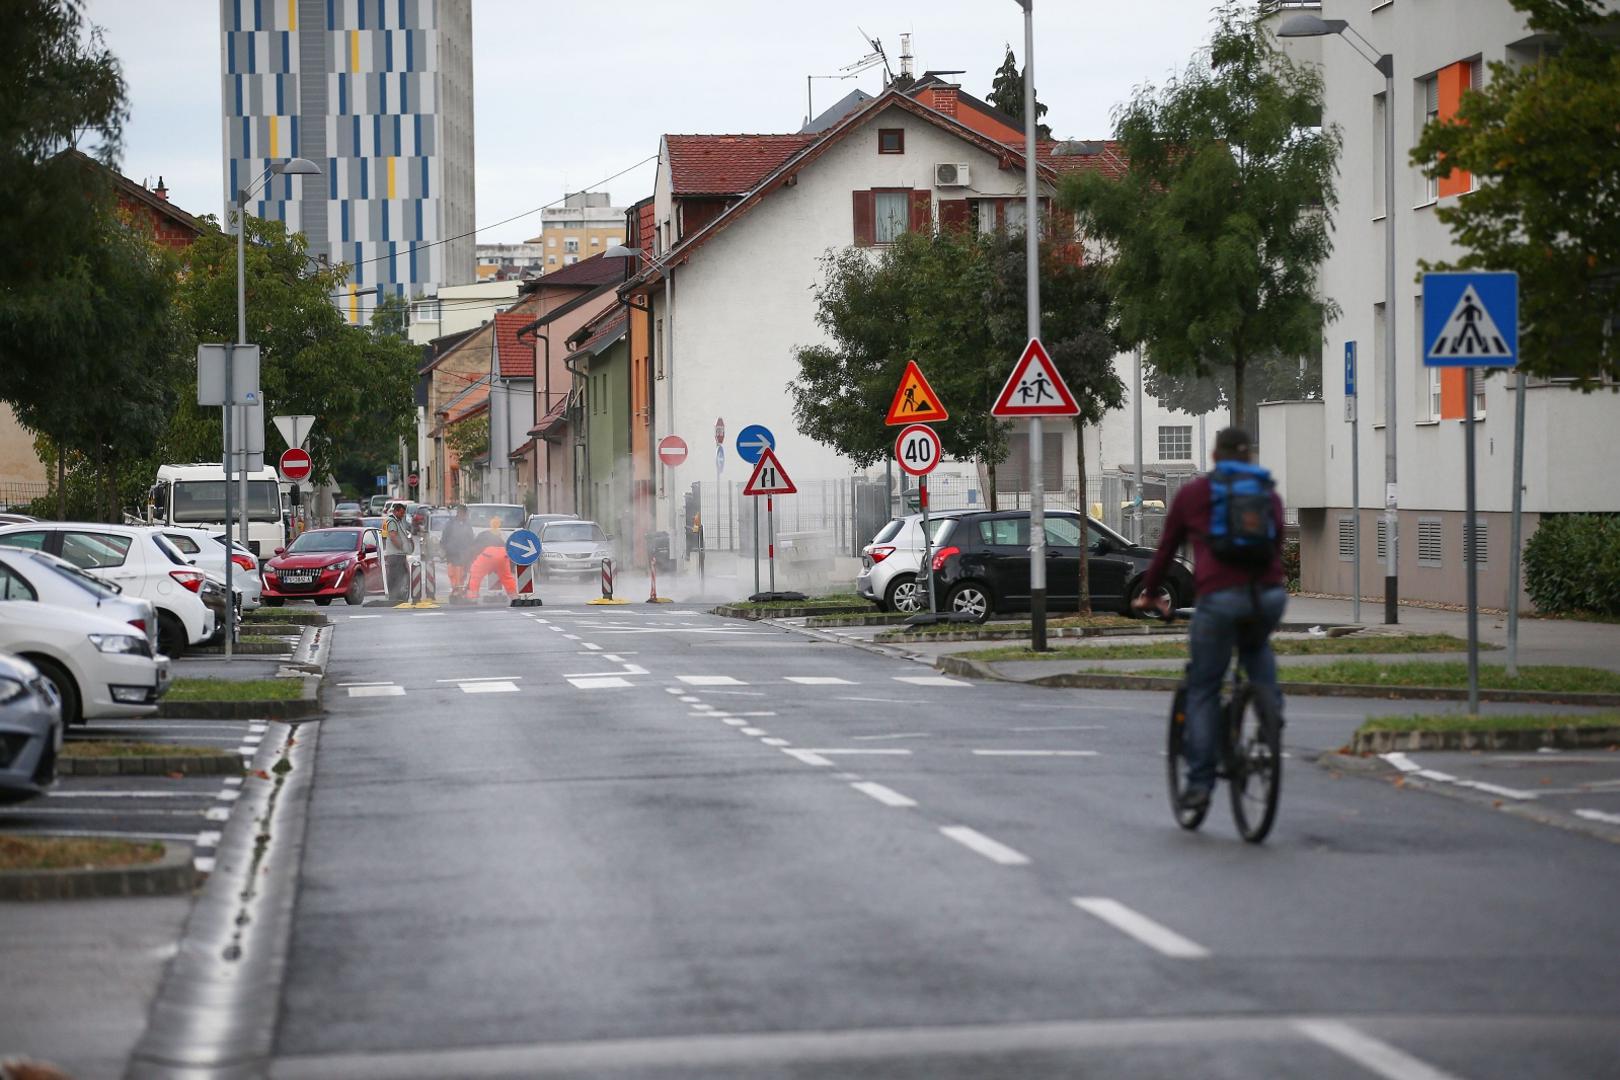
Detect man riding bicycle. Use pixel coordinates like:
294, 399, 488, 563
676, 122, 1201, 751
1132, 427, 1288, 814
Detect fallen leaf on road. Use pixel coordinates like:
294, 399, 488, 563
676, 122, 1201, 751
251, 769, 271, 780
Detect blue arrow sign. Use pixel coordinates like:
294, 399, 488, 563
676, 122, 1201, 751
505, 529, 542, 566
1422, 272, 1518, 368
735, 424, 776, 465
1344, 341, 1356, 397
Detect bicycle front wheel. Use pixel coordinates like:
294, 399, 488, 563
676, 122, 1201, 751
1166, 686, 1208, 831
1226, 685, 1282, 843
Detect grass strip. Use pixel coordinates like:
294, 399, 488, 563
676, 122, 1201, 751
167, 677, 305, 702
965, 633, 1483, 663
61, 741, 225, 759
244, 608, 327, 624
0, 835, 163, 871
1087, 660, 1620, 693
1357, 711, 1620, 735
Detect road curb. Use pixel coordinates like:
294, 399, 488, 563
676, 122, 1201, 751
155, 674, 321, 719
878, 623, 1182, 645
1350, 725, 1620, 753
714, 603, 877, 620
284, 624, 331, 676
773, 617, 934, 665
127, 720, 321, 1077
58, 752, 244, 777
0, 840, 195, 901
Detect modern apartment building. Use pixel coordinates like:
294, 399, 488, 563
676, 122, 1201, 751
1261, 0, 1620, 610
527, 192, 626, 273
219, 0, 475, 324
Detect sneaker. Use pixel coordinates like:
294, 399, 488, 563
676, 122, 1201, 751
1179, 785, 1212, 813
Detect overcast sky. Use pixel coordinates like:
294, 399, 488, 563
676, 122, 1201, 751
86, 0, 1214, 244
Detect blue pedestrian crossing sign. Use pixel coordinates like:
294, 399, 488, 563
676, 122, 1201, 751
505, 529, 542, 566
1423, 272, 1518, 368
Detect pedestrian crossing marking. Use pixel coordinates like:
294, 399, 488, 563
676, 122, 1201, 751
893, 675, 971, 687
1427, 284, 1512, 360
460, 681, 520, 694
346, 684, 405, 697
567, 676, 632, 689
785, 676, 855, 685
677, 675, 747, 686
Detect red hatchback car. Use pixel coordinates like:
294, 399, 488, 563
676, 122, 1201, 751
262, 527, 382, 606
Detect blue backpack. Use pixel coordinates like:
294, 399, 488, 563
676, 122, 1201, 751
1207, 461, 1278, 571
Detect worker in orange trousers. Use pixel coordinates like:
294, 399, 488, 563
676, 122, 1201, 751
466, 516, 517, 600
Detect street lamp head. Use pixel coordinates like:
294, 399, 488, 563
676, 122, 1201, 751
1275, 13, 1349, 38
270, 157, 322, 176
603, 244, 639, 261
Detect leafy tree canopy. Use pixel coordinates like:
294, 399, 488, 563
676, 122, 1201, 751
1059, 1, 1338, 425
986, 45, 1051, 140
1411, 0, 1620, 386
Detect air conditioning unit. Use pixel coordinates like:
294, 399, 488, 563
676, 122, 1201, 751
934, 162, 971, 188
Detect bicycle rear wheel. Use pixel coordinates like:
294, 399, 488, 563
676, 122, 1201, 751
1226, 684, 1282, 843
1166, 686, 1208, 831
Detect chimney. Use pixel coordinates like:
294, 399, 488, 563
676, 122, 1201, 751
932, 85, 959, 118
153, 175, 169, 201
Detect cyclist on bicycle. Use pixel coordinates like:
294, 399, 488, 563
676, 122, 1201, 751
1132, 427, 1288, 813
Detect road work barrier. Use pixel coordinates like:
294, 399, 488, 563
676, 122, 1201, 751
511, 560, 543, 607
647, 557, 672, 603
588, 557, 629, 606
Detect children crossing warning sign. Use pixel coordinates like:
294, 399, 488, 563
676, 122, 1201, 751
991, 338, 1080, 417
885, 360, 949, 425
1422, 272, 1518, 368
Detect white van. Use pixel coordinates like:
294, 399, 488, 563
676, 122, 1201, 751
147, 464, 285, 561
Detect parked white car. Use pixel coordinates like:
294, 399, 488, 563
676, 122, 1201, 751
855, 511, 970, 613
0, 548, 160, 654
159, 526, 263, 610
0, 523, 215, 657
0, 594, 170, 726
0, 652, 62, 803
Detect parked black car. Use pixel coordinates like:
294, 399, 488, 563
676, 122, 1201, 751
929, 510, 1193, 622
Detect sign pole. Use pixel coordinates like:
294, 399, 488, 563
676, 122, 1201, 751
753, 498, 760, 595
1346, 341, 1361, 625
1020, 0, 1046, 652
1464, 369, 1480, 714
767, 495, 776, 594
222, 345, 235, 661
921, 474, 935, 613
1506, 369, 1527, 676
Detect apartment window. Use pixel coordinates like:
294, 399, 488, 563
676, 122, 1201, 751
1428, 365, 1443, 420
1417, 518, 1443, 567
1371, 92, 1387, 218
564, 238, 579, 254
548, 237, 556, 247
878, 128, 905, 154
1158, 425, 1193, 461
565, 255, 579, 265
1372, 303, 1387, 425
654, 318, 664, 379
412, 299, 440, 323
1474, 372, 1487, 417
590, 237, 600, 246
1420, 74, 1439, 204
853, 190, 928, 246
547, 256, 556, 264
1463, 519, 1488, 566
1337, 516, 1358, 562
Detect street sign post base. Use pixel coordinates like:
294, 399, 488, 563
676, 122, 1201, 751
748, 591, 806, 603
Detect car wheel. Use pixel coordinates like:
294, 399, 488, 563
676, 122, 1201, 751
314, 597, 334, 607
28, 655, 81, 727
344, 577, 365, 605
157, 611, 188, 658
885, 574, 924, 614
946, 581, 993, 623
262, 596, 284, 607
1128, 578, 1177, 619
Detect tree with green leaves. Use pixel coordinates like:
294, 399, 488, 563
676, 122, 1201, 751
1411, 0, 1620, 386
1060, 1, 1338, 426
986, 45, 1051, 139
1141, 348, 1321, 437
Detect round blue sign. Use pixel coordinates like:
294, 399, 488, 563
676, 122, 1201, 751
505, 529, 542, 566
735, 424, 776, 465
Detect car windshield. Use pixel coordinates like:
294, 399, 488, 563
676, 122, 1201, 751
172, 480, 281, 523
30, 553, 122, 597
289, 530, 359, 553
335, 503, 360, 513
469, 505, 525, 529
543, 523, 606, 544
152, 534, 189, 565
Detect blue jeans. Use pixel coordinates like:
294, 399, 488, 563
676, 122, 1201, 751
1184, 585, 1288, 790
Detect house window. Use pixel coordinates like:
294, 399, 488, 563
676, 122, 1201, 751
875, 192, 909, 243
1417, 518, 1443, 567
854, 190, 928, 246
1158, 426, 1193, 461
1420, 74, 1439, 204
547, 256, 556, 264
654, 318, 664, 379
590, 236, 600, 246
548, 237, 556, 247
1428, 365, 1443, 420
565, 255, 579, 265
1371, 92, 1387, 218
878, 128, 905, 154
975, 200, 999, 235
564, 238, 579, 254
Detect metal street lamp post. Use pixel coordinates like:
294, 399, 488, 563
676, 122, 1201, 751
1014, 0, 1048, 651
1277, 14, 1400, 624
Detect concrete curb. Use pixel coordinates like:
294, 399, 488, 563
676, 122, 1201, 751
284, 624, 331, 676
878, 624, 1181, 645
127, 720, 321, 1077
58, 752, 244, 777
714, 603, 877, 620
803, 613, 915, 628
192, 640, 291, 656
931, 656, 1620, 705
773, 617, 934, 666
155, 675, 321, 720
0, 841, 195, 901
1350, 725, 1620, 753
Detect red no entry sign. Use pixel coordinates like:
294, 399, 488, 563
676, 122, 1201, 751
659, 435, 689, 467
408, 472, 419, 487
279, 447, 312, 483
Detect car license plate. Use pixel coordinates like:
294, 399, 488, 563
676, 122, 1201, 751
282, 572, 314, 583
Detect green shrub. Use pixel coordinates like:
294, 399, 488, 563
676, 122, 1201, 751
1282, 538, 1301, 593
1523, 514, 1620, 616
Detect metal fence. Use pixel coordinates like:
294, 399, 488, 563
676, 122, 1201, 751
0, 481, 48, 511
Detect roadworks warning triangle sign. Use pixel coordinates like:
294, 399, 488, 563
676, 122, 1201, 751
1426, 284, 1513, 363
885, 360, 949, 425
991, 338, 1080, 417
743, 447, 797, 496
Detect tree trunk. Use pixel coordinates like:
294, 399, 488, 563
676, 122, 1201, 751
1231, 353, 1247, 431
1076, 418, 1091, 616
55, 437, 66, 520
985, 458, 998, 512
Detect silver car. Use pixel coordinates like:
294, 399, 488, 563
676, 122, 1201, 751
538, 520, 613, 578
0, 549, 160, 655
855, 512, 967, 613
0, 652, 62, 803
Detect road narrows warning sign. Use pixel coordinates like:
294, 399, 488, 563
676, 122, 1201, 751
885, 360, 949, 425
991, 338, 1081, 417
743, 447, 797, 496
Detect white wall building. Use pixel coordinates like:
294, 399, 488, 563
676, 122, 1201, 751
407, 280, 522, 347
1260, 0, 1620, 610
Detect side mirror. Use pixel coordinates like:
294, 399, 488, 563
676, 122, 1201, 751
273, 547, 285, 556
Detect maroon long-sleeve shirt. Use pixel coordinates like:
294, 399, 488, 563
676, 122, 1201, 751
1141, 474, 1287, 598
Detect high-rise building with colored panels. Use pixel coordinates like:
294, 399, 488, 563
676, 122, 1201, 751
220, 0, 475, 324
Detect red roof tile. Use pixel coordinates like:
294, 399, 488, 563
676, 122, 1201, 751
665, 134, 816, 195
537, 251, 634, 287
574, 310, 628, 355
495, 311, 535, 378
1026, 139, 1129, 180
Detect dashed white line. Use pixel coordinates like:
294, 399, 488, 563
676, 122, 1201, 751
785, 676, 855, 685
893, 675, 971, 687
805, 748, 913, 756
460, 681, 520, 694
1294, 1019, 1463, 1080
677, 675, 747, 686
940, 826, 1030, 866
1575, 808, 1620, 825
733, 711, 778, 718
204, 807, 230, 822
1071, 897, 1210, 959
436, 676, 523, 683
196, 830, 223, 847
722, 718, 748, 727
760, 737, 790, 747
582, 643, 602, 651
852, 733, 931, 741
346, 684, 404, 697
567, 676, 632, 689
850, 782, 917, 808
782, 749, 834, 767
972, 750, 1099, 758
740, 727, 767, 736
194, 856, 216, 873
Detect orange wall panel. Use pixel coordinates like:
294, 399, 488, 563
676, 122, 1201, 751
1437, 61, 1472, 198
1440, 367, 1467, 420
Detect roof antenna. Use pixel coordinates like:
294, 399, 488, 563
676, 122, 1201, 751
854, 27, 893, 85
899, 33, 914, 80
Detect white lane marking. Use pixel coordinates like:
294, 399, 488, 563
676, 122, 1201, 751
785, 676, 855, 685
894, 675, 970, 687
1416, 769, 1458, 783
194, 856, 217, 873
940, 826, 1030, 866
338, 681, 394, 687
694, 689, 767, 697
1014, 725, 1106, 732
722, 719, 748, 727
242, 734, 263, 744
549, 626, 564, 632
663, 688, 685, 696
204, 807, 230, 821
196, 830, 223, 847
602, 654, 624, 662
236, 745, 256, 755
1295, 1019, 1463, 1080
834, 772, 863, 781
561, 666, 648, 678
47, 790, 203, 800
567, 676, 632, 689
805, 748, 913, 756
853, 733, 932, 741
7, 829, 194, 842
678, 675, 747, 686
972, 750, 1099, 758
1453, 779, 1536, 800
851, 782, 917, 808
1071, 898, 1210, 959
1382, 752, 1421, 773
678, 696, 701, 704
761, 737, 790, 747
436, 676, 523, 683
223, 777, 243, 786
216, 789, 240, 802
563, 634, 580, 640
346, 614, 382, 619
347, 684, 404, 697
734, 711, 778, 718
249, 723, 268, 733
461, 681, 520, 694
740, 727, 767, 736
782, 749, 834, 767
838, 696, 917, 704
410, 612, 444, 617
1575, 808, 1620, 825
582, 643, 602, 651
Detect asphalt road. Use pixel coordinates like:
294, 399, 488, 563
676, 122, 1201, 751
269, 591, 1620, 1079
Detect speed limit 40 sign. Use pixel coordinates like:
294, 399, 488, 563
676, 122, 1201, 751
894, 423, 942, 477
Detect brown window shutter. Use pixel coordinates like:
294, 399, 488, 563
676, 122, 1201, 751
909, 190, 932, 233
938, 199, 969, 233
852, 190, 875, 247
